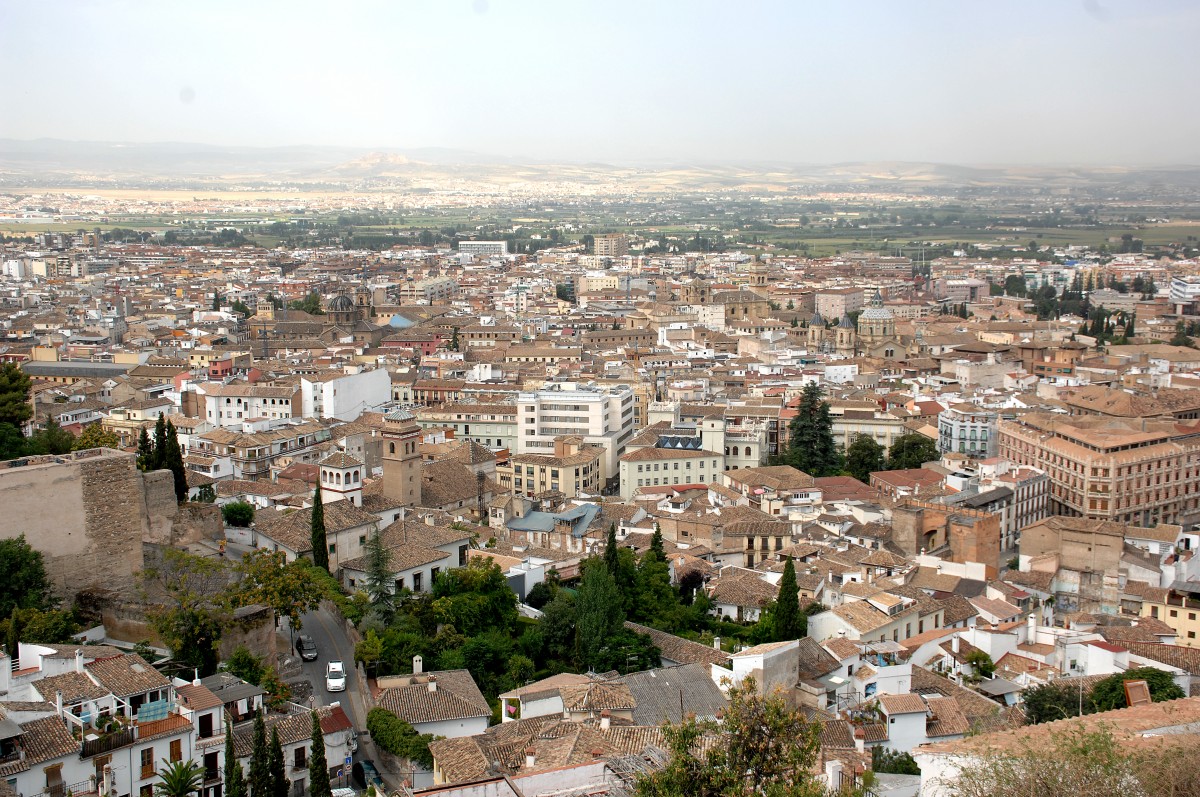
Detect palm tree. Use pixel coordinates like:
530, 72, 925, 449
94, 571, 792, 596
154, 760, 205, 797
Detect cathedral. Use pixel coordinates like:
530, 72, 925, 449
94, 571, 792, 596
806, 290, 901, 359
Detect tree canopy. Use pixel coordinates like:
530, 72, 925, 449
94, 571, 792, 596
781, 382, 843, 477
845, 434, 885, 483
886, 433, 941, 470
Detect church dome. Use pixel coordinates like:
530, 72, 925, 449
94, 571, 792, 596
326, 294, 355, 313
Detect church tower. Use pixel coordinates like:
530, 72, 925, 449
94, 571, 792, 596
807, 311, 826, 350
835, 314, 856, 356
857, 289, 896, 344
381, 408, 422, 506
319, 452, 364, 507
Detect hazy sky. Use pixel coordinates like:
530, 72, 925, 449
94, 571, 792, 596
2, 0, 1198, 165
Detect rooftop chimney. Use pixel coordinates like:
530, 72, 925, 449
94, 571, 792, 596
951, 635, 961, 654
193, 668, 200, 687
427, 676, 437, 692
591, 748, 604, 760
713, 637, 722, 651
75, 649, 84, 674
600, 709, 611, 730
853, 727, 865, 753
525, 747, 536, 769
425, 514, 436, 526
413, 655, 423, 675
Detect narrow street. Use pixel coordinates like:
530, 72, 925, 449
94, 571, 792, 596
293, 607, 392, 791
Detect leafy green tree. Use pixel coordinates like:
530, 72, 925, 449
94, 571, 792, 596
268, 728, 287, 797
539, 592, 578, 663
632, 550, 679, 625
1020, 680, 1091, 724
845, 434, 886, 483
224, 720, 246, 797
222, 645, 264, 685
309, 711, 332, 797
366, 708, 437, 770
783, 382, 842, 477
965, 648, 996, 680
136, 427, 154, 471
886, 433, 941, 470
431, 558, 518, 636
259, 666, 291, 710
311, 488, 329, 571
354, 628, 383, 675
236, 549, 323, 631
141, 548, 231, 676
944, 725, 1180, 797
249, 711, 270, 797
223, 501, 256, 527
230, 300, 252, 317
154, 759, 205, 797
0, 363, 32, 429
773, 558, 801, 641
524, 580, 555, 610
164, 419, 188, 502
195, 484, 216, 503
575, 559, 623, 669
289, 293, 325, 315
0, 422, 27, 460
449, 327, 460, 351
1089, 667, 1184, 712
634, 676, 827, 797
0, 535, 53, 616
2, 607, 79, 647
28, 418, 75, 455
74, 423, 120, 450
363, 528, 395, 623
872, 747, 921, 776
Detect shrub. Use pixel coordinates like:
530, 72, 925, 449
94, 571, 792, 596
222, 501, 255, 527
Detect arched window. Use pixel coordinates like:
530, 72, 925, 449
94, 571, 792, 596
336, 472, 342, 485
389, 442, 395, 454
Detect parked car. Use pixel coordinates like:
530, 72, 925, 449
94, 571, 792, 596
295, 634, 318, 661
326, 660, 346, 692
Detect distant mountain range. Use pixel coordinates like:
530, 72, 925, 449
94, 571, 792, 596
2, 138, 1199, 193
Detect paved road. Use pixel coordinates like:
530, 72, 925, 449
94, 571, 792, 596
295, 607, 365, 726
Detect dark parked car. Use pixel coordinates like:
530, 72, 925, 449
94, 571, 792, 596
295, 634, 318, 661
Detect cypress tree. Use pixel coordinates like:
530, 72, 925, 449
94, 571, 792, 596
309, 711, 331, 797
650, 522, 665, 561
151, 413, 168, 470
224, 720, 246, 797
311, 488, 328, 571
136, 428, 154, 472
268, 728, 287, 797
603, 523, 619, 576
248, 711, 270, 797
164, 419, 188, 502
364, 528, 395, 623
774, 558, 801, 641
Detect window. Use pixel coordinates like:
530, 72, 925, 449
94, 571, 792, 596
140, 787, 152, 797
1171, 609, 1179, 618
328, 543, 336, 555
140, 748, 154, 779
294, 746, 307, 769
413, 572, 423, 592
359, 535, 367, 545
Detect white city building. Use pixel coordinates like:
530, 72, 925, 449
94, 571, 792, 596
516, 382, 635, 489
300, 368, 391, 422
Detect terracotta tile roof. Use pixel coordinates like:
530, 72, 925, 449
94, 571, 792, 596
254, 500, 378, 554
709, 570, 778, 609
497, 673, 593, 701
823, 637, 862, 661
559, 681, 636, 712
18, 715, 79, 765
623, 622, 731, 668
924, 695, 970, 738
176, 683, 224, 712
918, 696, 1200, 756
32, 672, 108, 703
878, 693, 929, 715
1122, 641, 1200, 673
84, 654, 170, 698
376, 670, 490, 725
